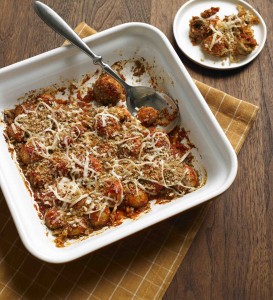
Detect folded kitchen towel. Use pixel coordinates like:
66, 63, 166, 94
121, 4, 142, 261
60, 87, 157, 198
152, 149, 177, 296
0, 22, 259, 300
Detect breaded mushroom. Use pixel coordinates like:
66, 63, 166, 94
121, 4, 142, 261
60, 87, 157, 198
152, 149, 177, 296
92, 74, 125, 105
137, 106, 159, 127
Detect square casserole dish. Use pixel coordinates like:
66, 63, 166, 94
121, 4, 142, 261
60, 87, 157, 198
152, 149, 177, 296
0, 23, 237, 263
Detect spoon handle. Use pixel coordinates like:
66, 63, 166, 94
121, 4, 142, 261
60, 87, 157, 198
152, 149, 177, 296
33, 1, 129, 89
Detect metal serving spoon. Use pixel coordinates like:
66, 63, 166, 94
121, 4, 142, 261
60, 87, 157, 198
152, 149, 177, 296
33, 1, 180, 133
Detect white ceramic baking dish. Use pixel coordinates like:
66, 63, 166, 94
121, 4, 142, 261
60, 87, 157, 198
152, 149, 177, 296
0, 23, 237, 263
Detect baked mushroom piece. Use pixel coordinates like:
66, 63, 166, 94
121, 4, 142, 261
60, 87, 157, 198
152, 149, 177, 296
25, 160, 54, 188
89, 206, 111, 228
137, 106, 159, 127
94, 114, 121, 138
123, 185, 148, 208
189, 16, 212, 45
19, 142, 42, 165
92, 74, 125, 105
236, 33, 258, 56
201, 35, 228, 57
5, 124, 25, 142
200, 7, 219, 19
118, 136, 142, 158
44, 207, 64, 230
182, 165, 199, 188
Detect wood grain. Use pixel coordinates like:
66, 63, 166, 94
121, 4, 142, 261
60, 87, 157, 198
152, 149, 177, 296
0, 0, 272, 299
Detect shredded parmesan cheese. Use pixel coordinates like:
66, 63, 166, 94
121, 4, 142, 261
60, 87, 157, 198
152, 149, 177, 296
3, 68, 206, 246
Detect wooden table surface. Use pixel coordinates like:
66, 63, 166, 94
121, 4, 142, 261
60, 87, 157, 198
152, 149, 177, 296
0, 0, 272, 299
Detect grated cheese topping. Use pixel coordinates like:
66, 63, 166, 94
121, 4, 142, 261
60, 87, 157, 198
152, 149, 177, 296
3, 76, 206, 246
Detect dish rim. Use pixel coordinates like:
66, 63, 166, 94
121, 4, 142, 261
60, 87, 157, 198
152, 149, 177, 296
173, 0, 267, 70
0, 22, 238, 263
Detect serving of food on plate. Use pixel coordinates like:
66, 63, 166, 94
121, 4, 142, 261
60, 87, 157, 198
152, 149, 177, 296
189, 5, 259, 62
173, 0, 267, 69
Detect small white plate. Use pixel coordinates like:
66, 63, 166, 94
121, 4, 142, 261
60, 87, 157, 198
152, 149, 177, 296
173, 0, 267, 69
